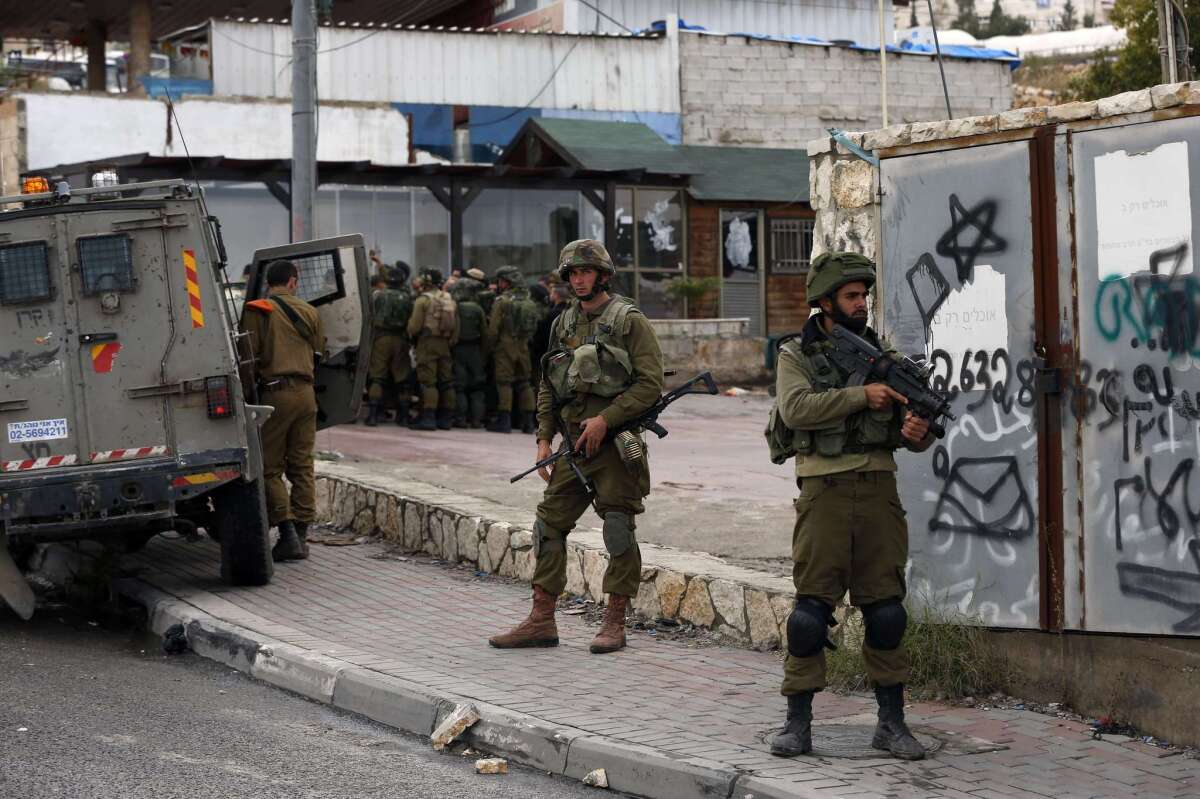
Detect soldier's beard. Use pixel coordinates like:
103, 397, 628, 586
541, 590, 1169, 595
831, 305, 868, 334
576, 278, 609, 302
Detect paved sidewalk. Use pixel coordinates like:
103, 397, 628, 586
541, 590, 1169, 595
127, 537, 1200, 799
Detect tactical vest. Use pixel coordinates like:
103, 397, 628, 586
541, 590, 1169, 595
457, 300, 485, 342
545, 295, 637, 400
502, 288, 543, 341
421, 290, 457, 338
765, 336, 903, 464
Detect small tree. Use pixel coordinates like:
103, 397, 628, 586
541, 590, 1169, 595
910, 3, 920, 27
984, 0, 1032, 36
1069, 0, 1200, 99
1061, 0, 1079, 29
953, 0, 981, 36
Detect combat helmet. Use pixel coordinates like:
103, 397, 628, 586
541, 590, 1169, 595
557, 239, 615, 281
494, 265, 525, 288
806, 251, 876, 308
419, 267, 443, 288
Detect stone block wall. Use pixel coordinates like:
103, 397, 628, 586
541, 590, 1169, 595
680, 32, 1013, 149
805, 82, 1200, 264
314, 474, 796, 652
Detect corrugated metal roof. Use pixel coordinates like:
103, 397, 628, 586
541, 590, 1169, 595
209, 20, 679, 113
0, 0, 470, 40
577, 0, 891, 47
504, 118, 696, 173
680, 145, 809, 204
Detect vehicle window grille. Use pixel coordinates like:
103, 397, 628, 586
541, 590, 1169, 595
292, 251, 341, 304
0, 241, 53, 305
78, 235, 135, 295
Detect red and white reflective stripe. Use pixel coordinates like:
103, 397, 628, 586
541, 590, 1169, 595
90, 446, 169, 463
2, 455, 78, 472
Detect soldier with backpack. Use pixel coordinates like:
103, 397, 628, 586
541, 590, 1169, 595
364, 268, 414, 426
407, 268, 459, 431
451, 273, 488, 428
486, 265, 542, 434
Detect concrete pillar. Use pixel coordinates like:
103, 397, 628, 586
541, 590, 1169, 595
128, 0, 152, 96
87, 18, 107, 92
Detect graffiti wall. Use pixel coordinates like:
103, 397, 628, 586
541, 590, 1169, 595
879, 142, 1041, 628
1070, 116, 1200, 635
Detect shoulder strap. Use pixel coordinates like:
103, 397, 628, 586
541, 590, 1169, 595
246, 299, 274, 314
269, 296, 314, 341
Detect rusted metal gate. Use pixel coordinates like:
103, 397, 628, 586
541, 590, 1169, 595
879, 110, 1200, 636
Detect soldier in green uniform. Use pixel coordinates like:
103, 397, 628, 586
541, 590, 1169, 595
407, 268, 459, 431
468, 267, 496, 316
486, 265, 541, 434
241, 260, 326, 562
364, 268, 413, 426
768, 252, 933, 761
489, 240, 664, 655
451, 274, 488, 428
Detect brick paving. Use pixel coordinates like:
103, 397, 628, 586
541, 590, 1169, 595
131, 536, 1200, 799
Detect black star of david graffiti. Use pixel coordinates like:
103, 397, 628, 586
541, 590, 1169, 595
935, 194, 1008, 283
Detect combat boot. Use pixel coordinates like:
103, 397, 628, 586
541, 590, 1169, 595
770, 692, 814, 756
364, 402, 382, 427
520, 411, 536, 435
395, 401, 410, 427
452, 415, 468, 428
589, 594, 629, 654
872, 683, 926, 760
272, 520, 304, 562
436, 409, 453, 430
487, 413, 512, 434
294, 521, 310, 560
488, 585, 559, 648
413, 410, 437, 431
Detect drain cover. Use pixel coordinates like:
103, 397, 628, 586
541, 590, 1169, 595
760, 724, 943, 759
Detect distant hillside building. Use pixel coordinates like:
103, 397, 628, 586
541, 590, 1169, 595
898, 0, 1113, 32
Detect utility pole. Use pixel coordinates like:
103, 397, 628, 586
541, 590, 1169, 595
291, 0, 318, 242
1158, 0, 1178, 83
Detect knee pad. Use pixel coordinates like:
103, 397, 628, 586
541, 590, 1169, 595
533, 518, 565, 557
861, 598, 907, 651
601, 511, 635, 557
787, 597, 834, 659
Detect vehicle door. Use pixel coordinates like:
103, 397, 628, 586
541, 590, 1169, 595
245, 234, 372, 429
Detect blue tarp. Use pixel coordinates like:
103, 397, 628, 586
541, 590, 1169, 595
644, 19, 1021, 70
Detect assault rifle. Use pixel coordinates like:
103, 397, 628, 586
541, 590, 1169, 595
828, 324, 955, 439
510, 371, 721, 489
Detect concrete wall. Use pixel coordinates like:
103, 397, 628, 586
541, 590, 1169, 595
8, 92, 411, 175
649, 318, 770, 385
679, 31, 1013, 148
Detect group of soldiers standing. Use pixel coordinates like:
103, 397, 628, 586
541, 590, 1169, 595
364, 259, 563, 433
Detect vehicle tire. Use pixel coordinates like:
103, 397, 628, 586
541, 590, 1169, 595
212, 478, 273, 586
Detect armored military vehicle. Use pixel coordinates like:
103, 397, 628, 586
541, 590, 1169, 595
0, 177, 371, 618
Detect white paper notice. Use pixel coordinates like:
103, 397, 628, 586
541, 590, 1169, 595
1094, 141, 1193, 280
926, 264, 1008, 357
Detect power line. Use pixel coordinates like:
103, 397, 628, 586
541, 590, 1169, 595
466, 38, 582, 128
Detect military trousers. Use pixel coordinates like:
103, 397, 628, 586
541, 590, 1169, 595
453, 340, 486, 422
782, 470, 909, 695
532, 437, 650, 599
414, 335, 455, 411
493, 338, 535, 413
367, 331, 410, 402
260, 381, 317, 527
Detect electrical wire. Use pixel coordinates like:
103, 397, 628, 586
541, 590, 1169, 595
465, 37, 582, 128
576, 0, 636, 33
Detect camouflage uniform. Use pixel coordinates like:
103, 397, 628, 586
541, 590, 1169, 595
407, 269, 459, 430
366, 283, 412, 425
489, 240, 664, 656
486, 266, 539, 434
451, 277, 488, 428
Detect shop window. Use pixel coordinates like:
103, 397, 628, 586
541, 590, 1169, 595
77, 234, 135, 295
614, 187, 686, 316
0, 241, 52, 305
769, 217, 815, 274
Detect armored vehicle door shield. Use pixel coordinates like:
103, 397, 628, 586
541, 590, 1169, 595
245, 234, 371, 430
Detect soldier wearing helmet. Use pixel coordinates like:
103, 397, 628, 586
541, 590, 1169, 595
485, 265, 542, 434
450, 272, 488, 428
489, 240, 664, 656
364, 266, 415, 427
768, 251, 933, 762
407, 268, 459, 430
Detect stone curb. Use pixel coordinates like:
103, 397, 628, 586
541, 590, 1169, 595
313, 465, 805, 654
108, 576, 777, 799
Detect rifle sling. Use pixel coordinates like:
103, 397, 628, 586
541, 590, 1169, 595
269, 296, 315, 342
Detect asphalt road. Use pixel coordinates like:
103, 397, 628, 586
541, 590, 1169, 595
0, 608, 625, 799
318, 390, 796, 576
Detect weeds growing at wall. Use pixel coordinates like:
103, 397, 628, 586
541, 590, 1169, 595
826, 598, 1010, 698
